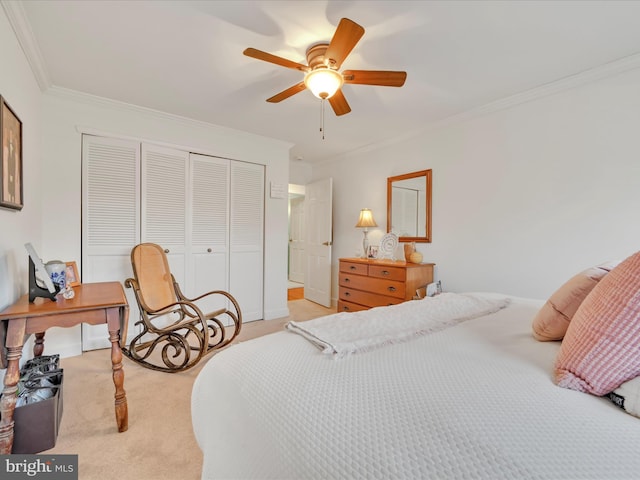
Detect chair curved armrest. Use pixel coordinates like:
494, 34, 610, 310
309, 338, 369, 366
186, 290, 238, 305
182, 290, 242, 322
145, 300, 206, 319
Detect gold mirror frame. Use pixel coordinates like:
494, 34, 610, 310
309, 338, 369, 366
387, 169, 432, 243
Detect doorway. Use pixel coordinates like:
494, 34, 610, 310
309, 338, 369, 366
288, 184, 305, 300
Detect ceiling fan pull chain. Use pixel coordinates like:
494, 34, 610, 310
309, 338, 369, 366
320, 99, 326, 140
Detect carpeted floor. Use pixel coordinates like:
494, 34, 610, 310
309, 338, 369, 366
44, 299, 334, 479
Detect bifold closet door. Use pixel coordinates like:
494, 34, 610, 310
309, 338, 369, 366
188, 154, 230, 315
229, 161, 264, 321
82, 136, 266, 351
81, 135, 141, 351
141, 144, 188, 285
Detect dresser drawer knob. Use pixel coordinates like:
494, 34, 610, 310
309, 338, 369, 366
349, 265, 356, 270
345, 291, 351, 296
381, 270, 390, 276
344, 278, 350, 283
387, 286, 397, 292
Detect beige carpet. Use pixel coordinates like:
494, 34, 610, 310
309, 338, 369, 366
44, 299, 334, 479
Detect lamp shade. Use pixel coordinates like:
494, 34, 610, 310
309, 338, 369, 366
355, 208, 377, 228
304, 68, 344, 99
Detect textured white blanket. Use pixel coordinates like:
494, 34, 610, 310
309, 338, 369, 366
193, 295, 640, 479
286, 292, 510, 357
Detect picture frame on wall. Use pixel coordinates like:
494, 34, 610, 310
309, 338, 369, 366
0, 96, 23, 210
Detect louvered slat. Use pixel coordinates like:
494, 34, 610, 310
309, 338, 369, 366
230, 163, 264, 247
86, 142, 138, 247
143, 148, 186, 245
192, 158, 228, 246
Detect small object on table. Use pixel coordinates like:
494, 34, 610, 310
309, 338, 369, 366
409, 251, 423, 264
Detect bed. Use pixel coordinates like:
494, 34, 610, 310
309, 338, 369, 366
191, 292, 640, 480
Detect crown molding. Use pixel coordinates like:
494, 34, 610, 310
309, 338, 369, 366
46, 86, 293, 154
1, 0, 51, 90
321, 51, 640, 165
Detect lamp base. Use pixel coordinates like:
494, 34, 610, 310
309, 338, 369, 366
362, 229, 369, 258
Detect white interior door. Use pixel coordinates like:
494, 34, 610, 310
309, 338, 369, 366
81, 135, 141, 351
189, 154, 229, 315
141, 145, 188, 285
288, 194, 305, 284
304, 178, 333, 307
229, 161, 264, 321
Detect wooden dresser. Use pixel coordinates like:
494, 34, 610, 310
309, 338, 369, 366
338, 258, 435, 312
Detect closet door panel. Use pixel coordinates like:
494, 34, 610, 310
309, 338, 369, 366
229, 162, 264, 321
141, 145, 188, 286
81, 135, 140, 351
189, 154, 229, 315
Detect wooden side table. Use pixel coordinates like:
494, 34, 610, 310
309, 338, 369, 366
0, 281, 129, 454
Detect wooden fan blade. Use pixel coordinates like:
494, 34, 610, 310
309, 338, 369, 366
342, 70, 407, 87
328, 89, 351, 116
266, 82, 307, 103
243, 48, 308, 72
324, 18, 365, 69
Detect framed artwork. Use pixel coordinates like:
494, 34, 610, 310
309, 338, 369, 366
0, 96, 23, 210
65, 261, 81, 287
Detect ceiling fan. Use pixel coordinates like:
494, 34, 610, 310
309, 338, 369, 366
243, 18, 407, 116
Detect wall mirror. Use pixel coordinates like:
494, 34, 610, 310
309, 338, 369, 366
387, 169, 432, 243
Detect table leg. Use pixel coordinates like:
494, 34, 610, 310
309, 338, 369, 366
107, 308, 128, 433
33, 332, 45, 357
0, 318, 26, 454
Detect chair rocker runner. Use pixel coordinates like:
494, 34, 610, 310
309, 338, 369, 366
124, 243, 242, 372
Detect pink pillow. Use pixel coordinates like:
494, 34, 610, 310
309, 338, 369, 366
554, 250, 640, 395
532, 262, 617, 341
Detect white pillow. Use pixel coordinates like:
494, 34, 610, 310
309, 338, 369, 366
608, 376, 640, 418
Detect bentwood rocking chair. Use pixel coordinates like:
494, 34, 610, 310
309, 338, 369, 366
123, 243, 242, 373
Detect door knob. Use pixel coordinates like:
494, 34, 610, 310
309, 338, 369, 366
322, 241, 332, 246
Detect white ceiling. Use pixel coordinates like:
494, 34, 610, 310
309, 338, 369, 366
8, 0, 640, 163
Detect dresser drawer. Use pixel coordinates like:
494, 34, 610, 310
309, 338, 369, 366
339, 273, 405, 299
339, 287, 403, 308
337, 300, 369, 313
368, 264, 406, 282
339, 261, 369, 275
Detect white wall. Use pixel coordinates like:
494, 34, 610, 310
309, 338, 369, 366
0, 8, 44, 382
289, 159, 313, 186
0, 8, 44, 307
314, 67, 640, 302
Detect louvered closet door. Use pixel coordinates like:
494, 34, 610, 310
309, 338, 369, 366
188, 154, 229, 315
81, 135, 141, 351
141, 145, 188, 286
229, 161, 264, 321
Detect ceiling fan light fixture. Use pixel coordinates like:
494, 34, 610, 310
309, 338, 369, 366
304, 68, 343, 99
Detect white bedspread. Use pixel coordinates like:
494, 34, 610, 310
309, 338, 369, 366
286, 292, 510, 356
192, 294, 640, 480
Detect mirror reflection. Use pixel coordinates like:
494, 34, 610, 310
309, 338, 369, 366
387, 169, 432, 243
